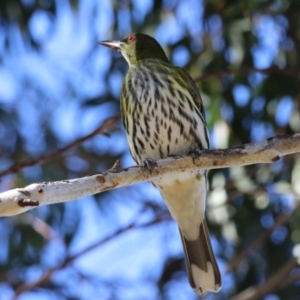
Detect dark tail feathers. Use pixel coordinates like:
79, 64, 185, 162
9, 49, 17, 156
179, 219, 221, 296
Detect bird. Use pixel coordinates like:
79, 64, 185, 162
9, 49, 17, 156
98, 33, 221, 296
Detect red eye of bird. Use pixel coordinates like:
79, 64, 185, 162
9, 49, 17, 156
128, 35, 136, 42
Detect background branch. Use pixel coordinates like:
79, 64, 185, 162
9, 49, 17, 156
11, 210, 170, 300
194, 67, 300, 82
226, 206, 299, 273
231, 257, 299, 300
0, 115, 121, 178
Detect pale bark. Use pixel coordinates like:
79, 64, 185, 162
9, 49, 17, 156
0, 133, 299, 216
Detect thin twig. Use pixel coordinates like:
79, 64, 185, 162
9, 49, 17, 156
11, 211, 170, 300
276, 270, 300, 291
231, 257, 298, 300
226, 206, 298, 273
194, 66, 300, 83
0, 115, 121, 178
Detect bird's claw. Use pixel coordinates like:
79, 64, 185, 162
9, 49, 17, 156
143, 158, 157, 173
187, 148, 202, 164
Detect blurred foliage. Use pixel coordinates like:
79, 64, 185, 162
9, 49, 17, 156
1, 0, 300, 299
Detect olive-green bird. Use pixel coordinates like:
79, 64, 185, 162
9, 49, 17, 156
99, 33, 221, 296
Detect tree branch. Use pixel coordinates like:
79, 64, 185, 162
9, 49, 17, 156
230, 257, 299, 300
226, 207, 298, 273
11, 210, 170, 299
0, 115, 121, 178
0, 133, 299, 217
194, 66, 300, 82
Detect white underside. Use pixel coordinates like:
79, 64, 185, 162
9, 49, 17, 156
152, 171, 206, 241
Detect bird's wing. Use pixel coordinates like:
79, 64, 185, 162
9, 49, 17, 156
178, 68, 207, 122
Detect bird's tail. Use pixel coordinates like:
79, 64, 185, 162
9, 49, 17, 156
179, 219, 221, 296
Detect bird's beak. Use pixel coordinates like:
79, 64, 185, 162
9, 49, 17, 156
98, 40, 122, 52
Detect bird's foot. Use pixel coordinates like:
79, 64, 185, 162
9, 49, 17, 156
186, 148, 202, 164
143, 158, 157, 173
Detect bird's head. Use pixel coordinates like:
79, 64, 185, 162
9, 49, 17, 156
98, 33, 169, 66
